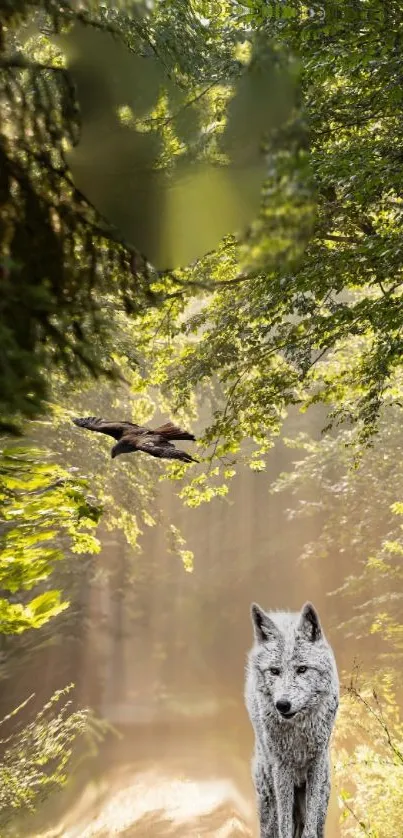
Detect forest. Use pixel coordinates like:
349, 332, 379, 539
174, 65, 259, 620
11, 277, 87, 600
1, 1, 403, 836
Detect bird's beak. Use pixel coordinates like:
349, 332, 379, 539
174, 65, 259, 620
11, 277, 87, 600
111, 451, 116, 459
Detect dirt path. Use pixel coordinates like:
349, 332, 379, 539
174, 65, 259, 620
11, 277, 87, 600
32, 767, 255, 837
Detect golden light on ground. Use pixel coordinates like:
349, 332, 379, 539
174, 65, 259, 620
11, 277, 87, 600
33, 769, 254, 838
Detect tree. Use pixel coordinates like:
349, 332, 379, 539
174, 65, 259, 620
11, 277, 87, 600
2, 2, 403, 833
135, 0, 403, 501
0, 0, 299, 431
271, 410, 403, 666
334, 671, 403, 838
0, 0, 168, 428
0, 443, 101, 635
0, 440, 106, 832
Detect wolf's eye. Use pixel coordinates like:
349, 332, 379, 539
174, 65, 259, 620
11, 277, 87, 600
296, 665, 308, 674
269, 667, 281, 676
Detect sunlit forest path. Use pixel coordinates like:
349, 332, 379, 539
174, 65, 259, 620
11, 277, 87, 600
2, 3, 403, 837
23, 412, 342, 838
32, 739, 255, 837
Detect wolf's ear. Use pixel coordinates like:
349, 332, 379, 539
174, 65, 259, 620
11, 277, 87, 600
250, 603, 278, 643
298, 602, 322, 642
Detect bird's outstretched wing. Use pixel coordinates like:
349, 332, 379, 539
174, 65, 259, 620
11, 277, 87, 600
72, 416, 143, 440
152, 421, 196, 441
136, 439, 198, 463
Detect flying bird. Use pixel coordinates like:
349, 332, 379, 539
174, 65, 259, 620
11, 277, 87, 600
72, 417, 198, 463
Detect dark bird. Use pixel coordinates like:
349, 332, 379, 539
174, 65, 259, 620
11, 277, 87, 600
72, 417, 198, 463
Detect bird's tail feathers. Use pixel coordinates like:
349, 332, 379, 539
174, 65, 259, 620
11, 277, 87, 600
153, 421, 196, 441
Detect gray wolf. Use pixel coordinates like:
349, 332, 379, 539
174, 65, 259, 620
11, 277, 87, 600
245, 602, 339, 838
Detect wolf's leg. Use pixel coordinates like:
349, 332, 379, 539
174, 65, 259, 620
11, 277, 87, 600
316, 765, 331, 838
273, 765, 294, 838
292, 784, 305, 838
253, 759, 277, 838
258, 789, 277, 838
302, 751, 329, 838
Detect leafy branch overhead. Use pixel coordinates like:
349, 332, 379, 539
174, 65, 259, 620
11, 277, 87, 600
0, 445, 101, 634
138, 0, 403, 497
0, 3, 159, 428
0, 0, 298, 430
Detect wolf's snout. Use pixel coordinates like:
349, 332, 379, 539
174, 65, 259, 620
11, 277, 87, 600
276, 699, 292, 715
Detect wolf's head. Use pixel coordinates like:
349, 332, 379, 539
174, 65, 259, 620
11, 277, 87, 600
249, 602, 338, 722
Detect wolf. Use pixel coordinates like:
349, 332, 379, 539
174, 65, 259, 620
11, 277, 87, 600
245, 602, 339, 838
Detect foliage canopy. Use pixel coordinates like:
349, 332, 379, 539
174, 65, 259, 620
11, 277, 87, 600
141, 0, 403, 493
2, 1, 403, 833
0, 444, 101, 634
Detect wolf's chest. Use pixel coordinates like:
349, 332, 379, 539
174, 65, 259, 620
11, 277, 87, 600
264, 721, 322, 776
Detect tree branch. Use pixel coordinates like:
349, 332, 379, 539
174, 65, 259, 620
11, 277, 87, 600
0, 56, 67, 73
321, 233, 362, 244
